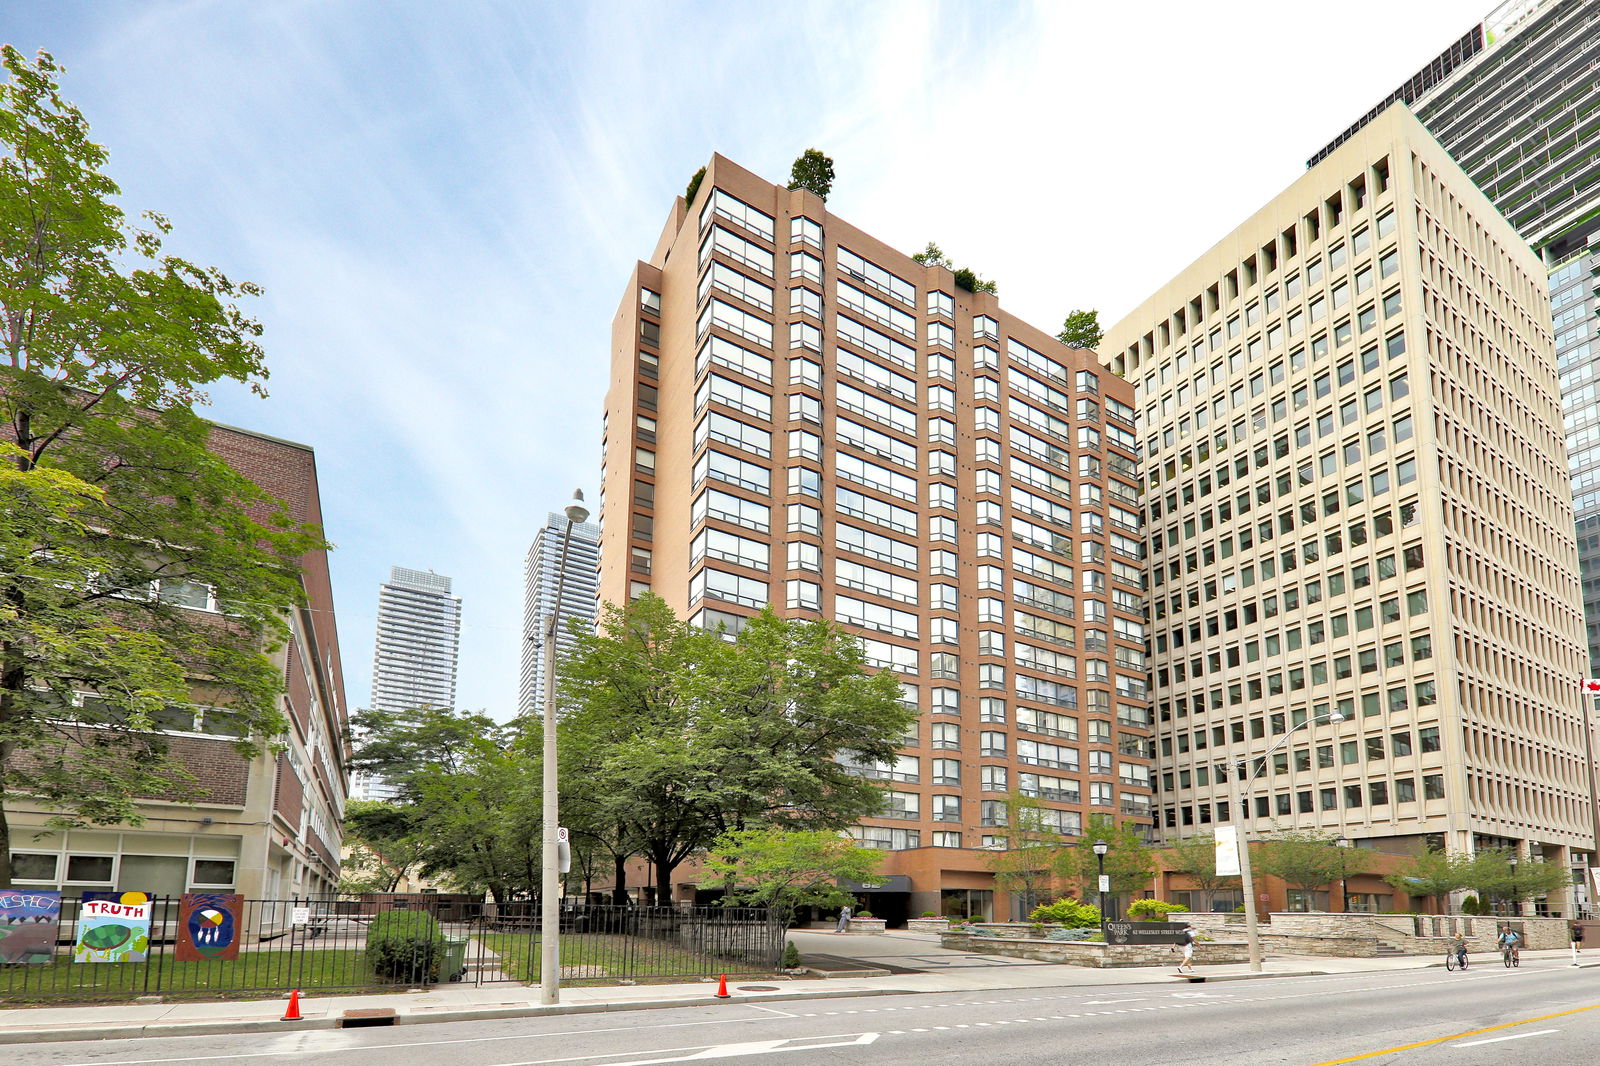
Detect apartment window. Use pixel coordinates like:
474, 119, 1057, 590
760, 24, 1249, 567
791, 216, 822, 247
786, 579, 820, 611
933, 831, 962, 848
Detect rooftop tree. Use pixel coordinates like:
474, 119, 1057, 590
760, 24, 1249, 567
0, 47, 324, 886
1057, 309, 1104, 349
787, 149, 835, 200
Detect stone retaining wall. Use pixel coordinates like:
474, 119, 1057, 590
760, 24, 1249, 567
1174, 912, 1572, 954
940, 930, 1247, 968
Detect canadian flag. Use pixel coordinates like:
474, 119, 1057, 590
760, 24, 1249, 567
1583, 678, 1600, 694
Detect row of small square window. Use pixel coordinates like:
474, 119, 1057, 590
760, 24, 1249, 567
1164, 775, 1444, 828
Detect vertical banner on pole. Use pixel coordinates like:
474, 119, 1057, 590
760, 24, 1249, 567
1215, 825, 1242, 877
177, 893, 243, 962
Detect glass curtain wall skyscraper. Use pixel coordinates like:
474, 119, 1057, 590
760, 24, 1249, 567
519, 511, 601, 719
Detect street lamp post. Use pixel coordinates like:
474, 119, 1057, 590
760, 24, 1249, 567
1508, 854, 1519, 919
1582, 685, 1600, 919
1230, 707, 1347, 972
1093, 839, 1109, 941
539, 490, 590, 1006
1336, 836, 1352, 912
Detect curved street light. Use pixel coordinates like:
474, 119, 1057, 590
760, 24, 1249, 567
540, 490, 590, 1005
1230, 706, 1348, 972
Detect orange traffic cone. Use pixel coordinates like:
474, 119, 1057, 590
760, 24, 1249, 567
282, 989, 303, 1021
714, 973, 730, 999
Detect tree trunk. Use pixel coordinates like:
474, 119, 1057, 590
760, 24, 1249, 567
612, 852, 629, 906
655, 856, 674, 906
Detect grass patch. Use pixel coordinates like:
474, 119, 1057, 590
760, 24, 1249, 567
478, 933, 774, 985
0, 949, 379, 1004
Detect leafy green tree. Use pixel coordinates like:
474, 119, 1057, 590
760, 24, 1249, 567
0, 47, 325, 886
1383, 847, 1471, 911
558, 595, 915, 903
786, 149, 835, 200
1161, 831, 1240, 912
1054, 814, 1156, 912
1256, 830, 1357, 905
339, 800, 428, 893
952, 267, 997, 294
348, 706, 538, 904
1461, 849, 1571, 912
911, 242, 951, 268
706, 828, 882, 922
1057, 309, 1104, 349
985, 793, 1066, 917
684, 165, 707, 208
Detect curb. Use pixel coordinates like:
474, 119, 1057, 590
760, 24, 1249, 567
0, 986, 919, 1046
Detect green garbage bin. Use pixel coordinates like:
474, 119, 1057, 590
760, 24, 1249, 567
438, 935, 469, 983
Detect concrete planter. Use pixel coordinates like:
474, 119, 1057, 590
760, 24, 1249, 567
906, 918, 950, 933
845, 917, 887, 934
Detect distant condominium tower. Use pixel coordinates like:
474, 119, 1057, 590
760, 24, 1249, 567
356, 567, 462, 803
1310, 0, 1600, 669
600, 154, 1153, 922
518, 511, 601, 718
1104, 105, 1591, 913
370, 567, 462, 713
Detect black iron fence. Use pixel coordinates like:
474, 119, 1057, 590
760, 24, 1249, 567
0, 897, 785, 1002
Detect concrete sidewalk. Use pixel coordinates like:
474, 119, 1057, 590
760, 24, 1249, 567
2, 943, 1594, 1046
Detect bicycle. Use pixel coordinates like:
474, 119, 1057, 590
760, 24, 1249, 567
1445, 947, 1468, 971
1502, 943, 1520, 967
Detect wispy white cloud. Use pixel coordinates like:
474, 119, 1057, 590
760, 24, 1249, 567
8, 0, 1487, 714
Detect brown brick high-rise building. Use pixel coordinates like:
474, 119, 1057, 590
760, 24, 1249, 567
600, 154, 1152, 922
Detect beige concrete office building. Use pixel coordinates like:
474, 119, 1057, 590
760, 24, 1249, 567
600, 155, 1153, 922
1102, 105, 1592, 912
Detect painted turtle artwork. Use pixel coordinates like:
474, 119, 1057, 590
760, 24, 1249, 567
73, 893, 153, 963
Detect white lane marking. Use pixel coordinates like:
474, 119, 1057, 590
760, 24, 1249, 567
750, 1005, 796, 1018
1453, 1028, 1560, 1048
1084, 999, 1145, 1005
36, 1013, 797, 1066
492, 1030, 883, 1062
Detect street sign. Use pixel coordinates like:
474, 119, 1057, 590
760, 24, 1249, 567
1098, 874, 1111, 893
557, 826, 569, 842
1104, 920, 1187, 945
290, 907, 311, 926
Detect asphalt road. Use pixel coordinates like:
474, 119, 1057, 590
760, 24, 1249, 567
11, 957, 1600, 1066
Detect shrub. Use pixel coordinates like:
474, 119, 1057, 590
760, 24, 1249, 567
781, 941, 801, 969
855, 910, 873, 918
1460, 895, 1482, 915
1127, 899, 1187, 921
919, 911, 937, 918
1028, 898, 1101, 928
367, 909, 446, 983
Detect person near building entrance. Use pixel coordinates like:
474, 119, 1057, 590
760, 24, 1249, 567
835, 904, 853, 932
1175, 923, 1197, 973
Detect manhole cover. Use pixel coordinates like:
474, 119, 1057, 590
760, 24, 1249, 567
737, 985, 780, 992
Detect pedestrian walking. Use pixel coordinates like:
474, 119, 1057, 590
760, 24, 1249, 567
835, 904, 853, 933
1175, 923, 1197, 973
1572, 922, 1584, 952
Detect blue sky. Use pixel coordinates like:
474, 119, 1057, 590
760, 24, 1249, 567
7, 0, 1486, 717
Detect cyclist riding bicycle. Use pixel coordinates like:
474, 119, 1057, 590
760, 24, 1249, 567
1497, 925, 1521, 964
1448, 933, 1469, 970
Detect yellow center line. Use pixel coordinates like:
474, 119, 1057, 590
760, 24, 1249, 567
1305, 1001, 1600, 1065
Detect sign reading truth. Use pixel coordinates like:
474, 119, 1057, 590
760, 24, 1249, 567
176, 893, 243, 962
0, 890, 62, 965
73, 893, 153, 963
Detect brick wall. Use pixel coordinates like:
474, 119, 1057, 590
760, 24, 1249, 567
273, 753, 304, 822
